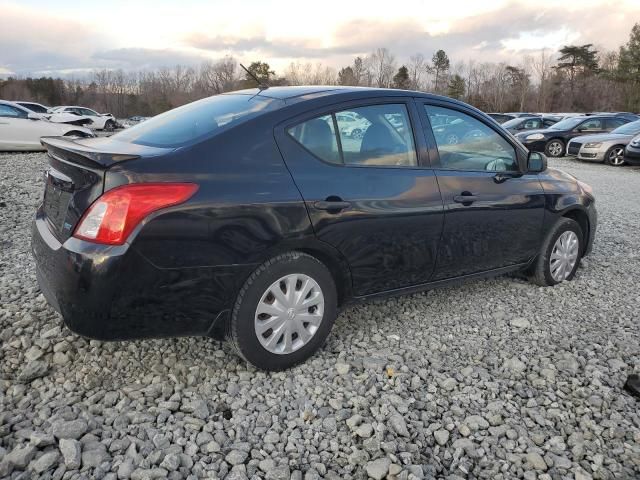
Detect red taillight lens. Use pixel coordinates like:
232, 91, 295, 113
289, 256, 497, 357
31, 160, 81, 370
73, 183, 198, 245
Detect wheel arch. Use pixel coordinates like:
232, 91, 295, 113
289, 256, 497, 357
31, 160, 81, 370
561, 207, 590, 255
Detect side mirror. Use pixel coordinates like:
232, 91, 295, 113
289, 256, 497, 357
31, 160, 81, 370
528, 151, 547, 173
27, 112, 40, 120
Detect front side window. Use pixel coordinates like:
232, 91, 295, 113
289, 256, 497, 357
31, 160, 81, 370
288, 104, 417, 167
578, 119, 602, 131
0, 105, 26, 118
523, 118, 542, 129
425, 105, 518, 171
81, 108, 99, 116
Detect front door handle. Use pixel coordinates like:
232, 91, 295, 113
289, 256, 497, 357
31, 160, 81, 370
453, 193, 479, 205
314, 200, 351, 211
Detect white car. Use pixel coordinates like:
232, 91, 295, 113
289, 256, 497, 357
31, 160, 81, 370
0, 101, 94, 151
48, 106, 117, 131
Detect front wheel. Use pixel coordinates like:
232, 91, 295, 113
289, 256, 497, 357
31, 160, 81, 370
529, 218, 583, 286
104, 120, 115, 132
229, 252, 337, 370
605, 145, 625, 166
545, 139, 565, 157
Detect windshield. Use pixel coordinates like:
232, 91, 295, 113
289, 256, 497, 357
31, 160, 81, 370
502, 118, 524, 128
611, 120, 640, 135
112, 94, 280, 147
549, 117, 585, 130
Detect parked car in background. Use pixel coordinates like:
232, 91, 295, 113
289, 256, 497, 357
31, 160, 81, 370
567, 120, 640, 166
48, 106, 118, 131
32, 86, 596, 370
0, 100, 94, 151
515, 115, 631, 157
16, 101, 50, 114
488, 112, 540, 124
502, 115, 561, 134
624, 134, 640, 165
586, 112, 640, 122
335, 111, 370, 138
14, 101, 92, 126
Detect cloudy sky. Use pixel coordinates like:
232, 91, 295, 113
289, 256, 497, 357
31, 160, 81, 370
1, 0, 638, 76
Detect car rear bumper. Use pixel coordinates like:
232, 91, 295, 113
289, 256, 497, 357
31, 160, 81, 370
31, 212, 251, 340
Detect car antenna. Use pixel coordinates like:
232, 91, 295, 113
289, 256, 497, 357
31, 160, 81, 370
240, 63, 269, 90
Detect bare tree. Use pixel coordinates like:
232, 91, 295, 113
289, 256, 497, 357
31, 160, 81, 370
368, 48, 396, 88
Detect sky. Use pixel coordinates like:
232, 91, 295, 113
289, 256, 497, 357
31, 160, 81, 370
1, 0, 638, 77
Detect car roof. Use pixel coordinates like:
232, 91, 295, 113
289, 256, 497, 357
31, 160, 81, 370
222, 86, 485, 116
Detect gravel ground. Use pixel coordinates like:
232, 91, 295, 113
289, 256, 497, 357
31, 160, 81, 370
0, 152, 639, 480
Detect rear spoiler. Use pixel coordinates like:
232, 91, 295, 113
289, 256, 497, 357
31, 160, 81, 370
40, 136, 173, 168
41, 136, 140, 168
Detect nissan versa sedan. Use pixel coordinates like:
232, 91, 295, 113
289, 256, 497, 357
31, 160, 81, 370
32, 86, 597, 370
567, 120, 640, 166
515, 115, 631, 157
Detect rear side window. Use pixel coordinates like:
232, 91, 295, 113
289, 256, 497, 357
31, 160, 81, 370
113, 94, 280, 147
288, 104, 417, 167
425, 105, 518, 171
605, 118, 626, 129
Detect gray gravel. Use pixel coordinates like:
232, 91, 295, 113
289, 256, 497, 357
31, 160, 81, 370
1, 152, 639, 479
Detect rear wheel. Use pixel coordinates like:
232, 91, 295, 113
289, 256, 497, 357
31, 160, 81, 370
230, 252, 337, 370
605, 145, 625, 166
529, 218, 583, 286
545, 139, 565, 157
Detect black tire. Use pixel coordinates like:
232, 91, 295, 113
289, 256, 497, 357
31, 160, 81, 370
604, 145, 626, 167
545, 139, 565, 158
104, 120, 115, 132
229, 252, 337, 371
529, 218, 583, 287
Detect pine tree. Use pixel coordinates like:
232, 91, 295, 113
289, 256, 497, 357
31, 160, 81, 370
447, 75, 465, 100
392, 66, 410, 89
431, 50, 450, 93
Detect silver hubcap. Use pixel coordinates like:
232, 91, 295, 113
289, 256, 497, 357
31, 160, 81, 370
549, 142, 563, 156
550, 231, 579, 282
446, 134, 459, 145
254, 274, 324, 355
609, 148, 624, 165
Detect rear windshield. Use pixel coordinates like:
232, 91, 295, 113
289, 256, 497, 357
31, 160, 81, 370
549, 117, 585, 130
112, 94, 280, 147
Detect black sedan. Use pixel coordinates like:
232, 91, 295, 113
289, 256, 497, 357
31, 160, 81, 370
515, 115, 631, 157
625, 134, 640, 165
32, 87, 597, 370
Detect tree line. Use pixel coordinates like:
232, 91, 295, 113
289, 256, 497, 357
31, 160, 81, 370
1, 23, 638, 117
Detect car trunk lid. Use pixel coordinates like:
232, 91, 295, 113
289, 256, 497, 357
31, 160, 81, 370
39, 136, 172, 242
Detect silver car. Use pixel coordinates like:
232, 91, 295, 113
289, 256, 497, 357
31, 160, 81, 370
567, 120, 640, 166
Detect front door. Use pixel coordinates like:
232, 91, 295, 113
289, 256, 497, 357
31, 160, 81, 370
276, 99, 444, 296
419, 102, 546, 279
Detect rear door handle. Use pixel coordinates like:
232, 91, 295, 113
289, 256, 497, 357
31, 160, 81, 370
453, 194, 479, 204
314, 200, 351, 211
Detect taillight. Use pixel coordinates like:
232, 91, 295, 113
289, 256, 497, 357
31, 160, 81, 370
73, 183, 198, 245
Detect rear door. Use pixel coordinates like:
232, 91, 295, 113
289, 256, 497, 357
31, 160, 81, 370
275, 98, 444, 296
418, 101, 546, 279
